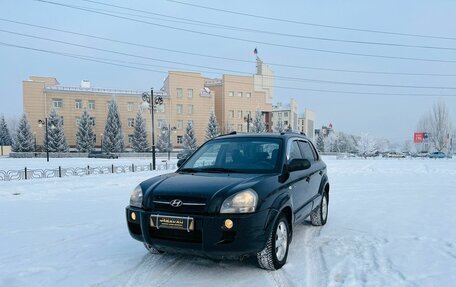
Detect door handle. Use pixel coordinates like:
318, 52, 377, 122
305, 177, 310, 182
319, 170, 323, 176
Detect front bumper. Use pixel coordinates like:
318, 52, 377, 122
126, 206, 277, 259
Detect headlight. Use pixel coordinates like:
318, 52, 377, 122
220, 189, 258, 214
130, 185, 143, 208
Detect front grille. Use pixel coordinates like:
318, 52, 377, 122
152, 195, 207, 214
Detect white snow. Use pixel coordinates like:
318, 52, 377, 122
0, 158, 455, 286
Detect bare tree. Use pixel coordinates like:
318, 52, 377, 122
429, 101, 452, 152
356, 133, 377, 158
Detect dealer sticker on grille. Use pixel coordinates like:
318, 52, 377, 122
150, 214, 194, 232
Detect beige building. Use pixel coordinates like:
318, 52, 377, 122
297, 109, 316, 142
207, 58, 273, 132
272, 98, 299, 131
23, 59, 273, 149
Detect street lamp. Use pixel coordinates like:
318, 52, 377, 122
162, 124, 177, 160
33, 132, 37, 153
142, 88, 163, 170
38, 118, 49, 162
244, 113, 252, 133
100, 133, 103, 151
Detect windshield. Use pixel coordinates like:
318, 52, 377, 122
180, 137, 283, 173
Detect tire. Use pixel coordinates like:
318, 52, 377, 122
144, 243, 164, 254
310, 191, 329, 226
257, 213, 290, 270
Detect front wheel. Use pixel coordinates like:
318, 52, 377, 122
257, 213, 290, 270
310, 192, 329, 226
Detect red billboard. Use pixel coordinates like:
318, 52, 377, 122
414, 132, 424, 143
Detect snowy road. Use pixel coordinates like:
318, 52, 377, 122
0, 158, 455, 287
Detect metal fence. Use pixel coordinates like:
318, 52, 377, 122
0, 162, 177, 181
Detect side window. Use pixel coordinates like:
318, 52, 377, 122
298, 141, 316, 162
288, 140, 302, 161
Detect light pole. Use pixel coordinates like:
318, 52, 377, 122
38, 118, 49, 162
162, 124, 176, 160
100, 133, 103, 151
142, 88, 163, 170
244, 113, 251, 133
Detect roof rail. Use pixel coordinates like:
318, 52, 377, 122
216, 131, 237, 138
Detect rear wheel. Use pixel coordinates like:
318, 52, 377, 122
257, 213, 290, 270
144, 243, 164, 254
310, 192, 329, 226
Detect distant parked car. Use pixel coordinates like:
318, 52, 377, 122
384, 152, 406, 158
176, 149, 194, 159
412, 152, 429, 158
88, 150, 118, 159
429, 152, 446, 159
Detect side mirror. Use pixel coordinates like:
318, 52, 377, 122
287, 158, 311, 172
177, 158, 186, 168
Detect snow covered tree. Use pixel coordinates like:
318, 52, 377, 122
132, 110, 149, 152
156, 121, 172, 152
356, 133, 377, 158
205, 111, 220, 140
316, 134, 325, 152
401, 140, 412, 154
183, 121, 197, 151
429, 101, 452, 152
44, 109, 69, 152
12, 113, 34, 152
252, 109, 266, 133
274, 119, 286, 133
0, 115, 13, 146
324, 132, 338, 152
102, 97, 124, 152
75, 109, 95, 152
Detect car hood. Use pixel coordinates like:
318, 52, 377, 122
141, 172, 270, 212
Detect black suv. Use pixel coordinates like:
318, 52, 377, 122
126, 133, 329, 270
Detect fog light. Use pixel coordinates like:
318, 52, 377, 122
224, 219, 233, 229
131, 212, 136, 221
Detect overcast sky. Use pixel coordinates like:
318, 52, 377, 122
1, 0, 456, 142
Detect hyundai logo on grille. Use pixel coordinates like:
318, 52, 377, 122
170, 199, 183, 207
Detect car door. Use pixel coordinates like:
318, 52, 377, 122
298, 141, 323, 206
286, 139, 311, 222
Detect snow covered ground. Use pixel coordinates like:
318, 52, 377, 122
0, 158, 455, 287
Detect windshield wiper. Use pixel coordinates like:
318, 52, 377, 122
198, 167, 241, 173
179, 168, 202, 173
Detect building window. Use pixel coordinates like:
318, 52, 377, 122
52, 98, 63, 108
128, 118, 135, 128
127, 102, 134, 112
157, 119, 165, 128
90, 117, 96, 126
177, 88, 183, 98
245, 92, 251, 98
228, 91, 234, 97
237, 110, 243, 119
237, 92, 243, 97
75, 117, 80, 126
229, 110, 234, 118
188, 104, 193, 114
284, 112, 289, 117
177, 120, 183, 129
88, 100, 95, 110
284, 121, 288, 125
60, 116, 64, 126
93, 134, 96, 143
75, 100, 82, 109
128, 135, 133, 145
237, 124, 243, 132
188, 89, 193, 98
176, 104, 183, 114
177, 135, 183, 144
